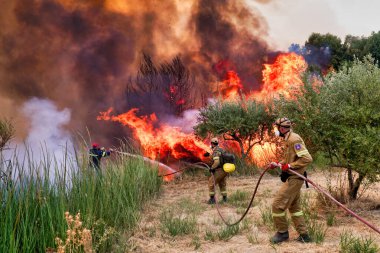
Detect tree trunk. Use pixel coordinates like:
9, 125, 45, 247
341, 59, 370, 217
347, 168, 365, 200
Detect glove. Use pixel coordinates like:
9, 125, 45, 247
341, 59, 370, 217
268, 162, 280, 169
203, 152, 210, 157
109, 148, 114, 152
280, 163, 291, 171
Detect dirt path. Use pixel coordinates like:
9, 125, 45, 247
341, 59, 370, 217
127, 171, 380, 253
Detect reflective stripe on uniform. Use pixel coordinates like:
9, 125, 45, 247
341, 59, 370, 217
272, 212, 286, 217
296, 150, 310, 157
221, 191, 227, 195
209, 192, 215, 195
291, 211, 304, 217
89, 154, 98, 157
102, 152, 107, 157
213, 157, 220, 161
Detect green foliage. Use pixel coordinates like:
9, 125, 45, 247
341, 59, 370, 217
0, 149, 161, 252
307, 220, 327, 244
194, 99, 275, 159
204, 230, 216, 242
340, 231, 379, 253
159, 209, 197, 236
277, 57, 380, 199
306, 32, 347, 70
259, 206, 275, 230
217, 224, 240, 241
345, 31, 380, 66
326, 212, 336, 227
0, 118, 15, 151
228, 190, 250, 208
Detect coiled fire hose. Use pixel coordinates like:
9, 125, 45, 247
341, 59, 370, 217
115, 151, 380, 234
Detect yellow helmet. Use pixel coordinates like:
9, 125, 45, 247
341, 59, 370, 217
211, 137, 219, 145
275, 117, 292, 128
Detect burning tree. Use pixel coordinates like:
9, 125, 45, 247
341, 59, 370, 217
277, 56, 380, 200
126, 54, 197, 116
0, 118, 14, 151
194, 99, 275, 160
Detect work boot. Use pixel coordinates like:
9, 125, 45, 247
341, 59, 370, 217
270, 231, 289, 244
222, 195, 228, 202
207, 196, 216, 204
296, 234, 312, 243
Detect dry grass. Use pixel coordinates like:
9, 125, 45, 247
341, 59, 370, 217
54, 212, 93, 253
127, 172, 380, 253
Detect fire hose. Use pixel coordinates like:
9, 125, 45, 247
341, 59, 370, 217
114, 151, 380, 234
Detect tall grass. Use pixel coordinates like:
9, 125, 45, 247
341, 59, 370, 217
340, 231, 379, 253
0, 148, 162, 252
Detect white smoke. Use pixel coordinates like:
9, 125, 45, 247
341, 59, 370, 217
162, 109, 200, 133
22, 97, 72, 157
1, 98, 74, 180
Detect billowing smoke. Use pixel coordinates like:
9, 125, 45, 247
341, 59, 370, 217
0, 0, 271, 147
22, 98, 72, 157
3, 98, 73, 177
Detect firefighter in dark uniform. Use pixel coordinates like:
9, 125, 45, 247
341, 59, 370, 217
207, 138, 228, 204
89, 143, 113, 174
268, 117, 313, 243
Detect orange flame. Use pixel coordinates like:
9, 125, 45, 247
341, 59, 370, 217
98, 52, 309, 175
253, 52, 307, 100
97, 108, 209, 161
214, 70, 243, 100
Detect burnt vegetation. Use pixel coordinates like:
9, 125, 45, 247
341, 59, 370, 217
125, 54, 200, 116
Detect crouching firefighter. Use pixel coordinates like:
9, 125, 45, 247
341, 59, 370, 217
267, 117, 313, 244
89, 143, 113, 175
207, 138, 228, 204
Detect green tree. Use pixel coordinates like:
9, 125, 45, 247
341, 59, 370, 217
0, 118, 14, 151
344, 31, 380, 66
305, 32, 347, 70
278, 57, 380, 200
194, 99, 275, 159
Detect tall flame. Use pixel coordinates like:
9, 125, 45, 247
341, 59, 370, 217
97, 108, 209, 161
219, 70, 243, 100
98, 52, 309, 172
253, 52, 307, 100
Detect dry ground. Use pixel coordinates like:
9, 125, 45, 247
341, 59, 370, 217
126, 170, 380, 253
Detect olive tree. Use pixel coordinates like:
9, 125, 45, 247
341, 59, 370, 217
277, 56, 380, 199
194, 99, 275, 159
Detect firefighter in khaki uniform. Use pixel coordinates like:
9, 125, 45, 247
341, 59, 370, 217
268, 118, 313, 243
207, 138, 228, 204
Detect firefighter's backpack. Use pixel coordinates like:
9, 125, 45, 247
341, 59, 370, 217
219, 149, 236, 173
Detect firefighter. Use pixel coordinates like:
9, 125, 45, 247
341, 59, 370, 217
89, 143, 113, 174
267, 117, 313, 244
207, 138, 228, 204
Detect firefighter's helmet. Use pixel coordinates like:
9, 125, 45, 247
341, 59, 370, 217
211, 138, 219, 145
275, 117, 292, 128
92, 142, 99, 148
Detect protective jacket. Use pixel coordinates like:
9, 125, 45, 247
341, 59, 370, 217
208, 146, 228, 197
282, 130, 313, 179
89, 148, 111, 170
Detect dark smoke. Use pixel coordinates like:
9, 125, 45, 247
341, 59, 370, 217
0, 0, 270, 146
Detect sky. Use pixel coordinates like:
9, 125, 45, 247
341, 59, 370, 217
248, 0, 380, 50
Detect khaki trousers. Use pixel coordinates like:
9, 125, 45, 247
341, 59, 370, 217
272, 178, 307, 234
208, 168, 228, 197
